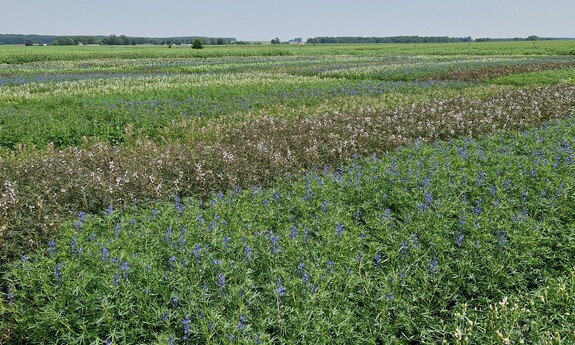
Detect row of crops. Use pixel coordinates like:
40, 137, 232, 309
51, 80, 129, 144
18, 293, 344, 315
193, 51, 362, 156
1, 42, 575, 343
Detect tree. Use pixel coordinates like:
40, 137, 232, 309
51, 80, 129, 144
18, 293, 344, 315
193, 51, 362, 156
192, 38, 204, 49
104, 35, 121, 45
271, 37, 280, 44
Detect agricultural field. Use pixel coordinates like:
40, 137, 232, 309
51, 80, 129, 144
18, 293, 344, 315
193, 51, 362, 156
1, 41, 575, 343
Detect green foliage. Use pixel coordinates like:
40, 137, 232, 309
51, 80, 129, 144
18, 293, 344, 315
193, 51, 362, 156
2, 41, 575, 343
192, 39, 204, 50
2, 117, 575, 343
492, 67, 575, 86
0, 49, 573, 151
1, 41, 575, 65
1, 84, 575, 265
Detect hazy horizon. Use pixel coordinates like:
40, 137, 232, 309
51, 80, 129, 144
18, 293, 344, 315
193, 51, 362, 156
2, 0, 574, 42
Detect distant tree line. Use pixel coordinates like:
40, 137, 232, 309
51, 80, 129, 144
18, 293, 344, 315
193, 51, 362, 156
306, 35, 572, 44
3, 33, 572, 46
474, 35, 561, 42
56, 35, 237, 46
306, 36, 473, 44
0, 34, 55, 45
0, 34, 237, 46
53, 36, 105, 45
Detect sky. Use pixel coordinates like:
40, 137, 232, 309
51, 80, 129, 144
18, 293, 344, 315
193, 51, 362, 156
1, 0, 574, 41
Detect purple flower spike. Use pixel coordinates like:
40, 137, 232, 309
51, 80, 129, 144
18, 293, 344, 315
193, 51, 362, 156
336, 223, 343, 237
455, 233, 464, 247
275, 279, 286, 299
216, 272, 225, 293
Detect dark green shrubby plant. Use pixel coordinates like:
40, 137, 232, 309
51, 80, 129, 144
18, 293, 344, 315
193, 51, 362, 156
2, 117, 575, 343
192, 39, 204, 50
